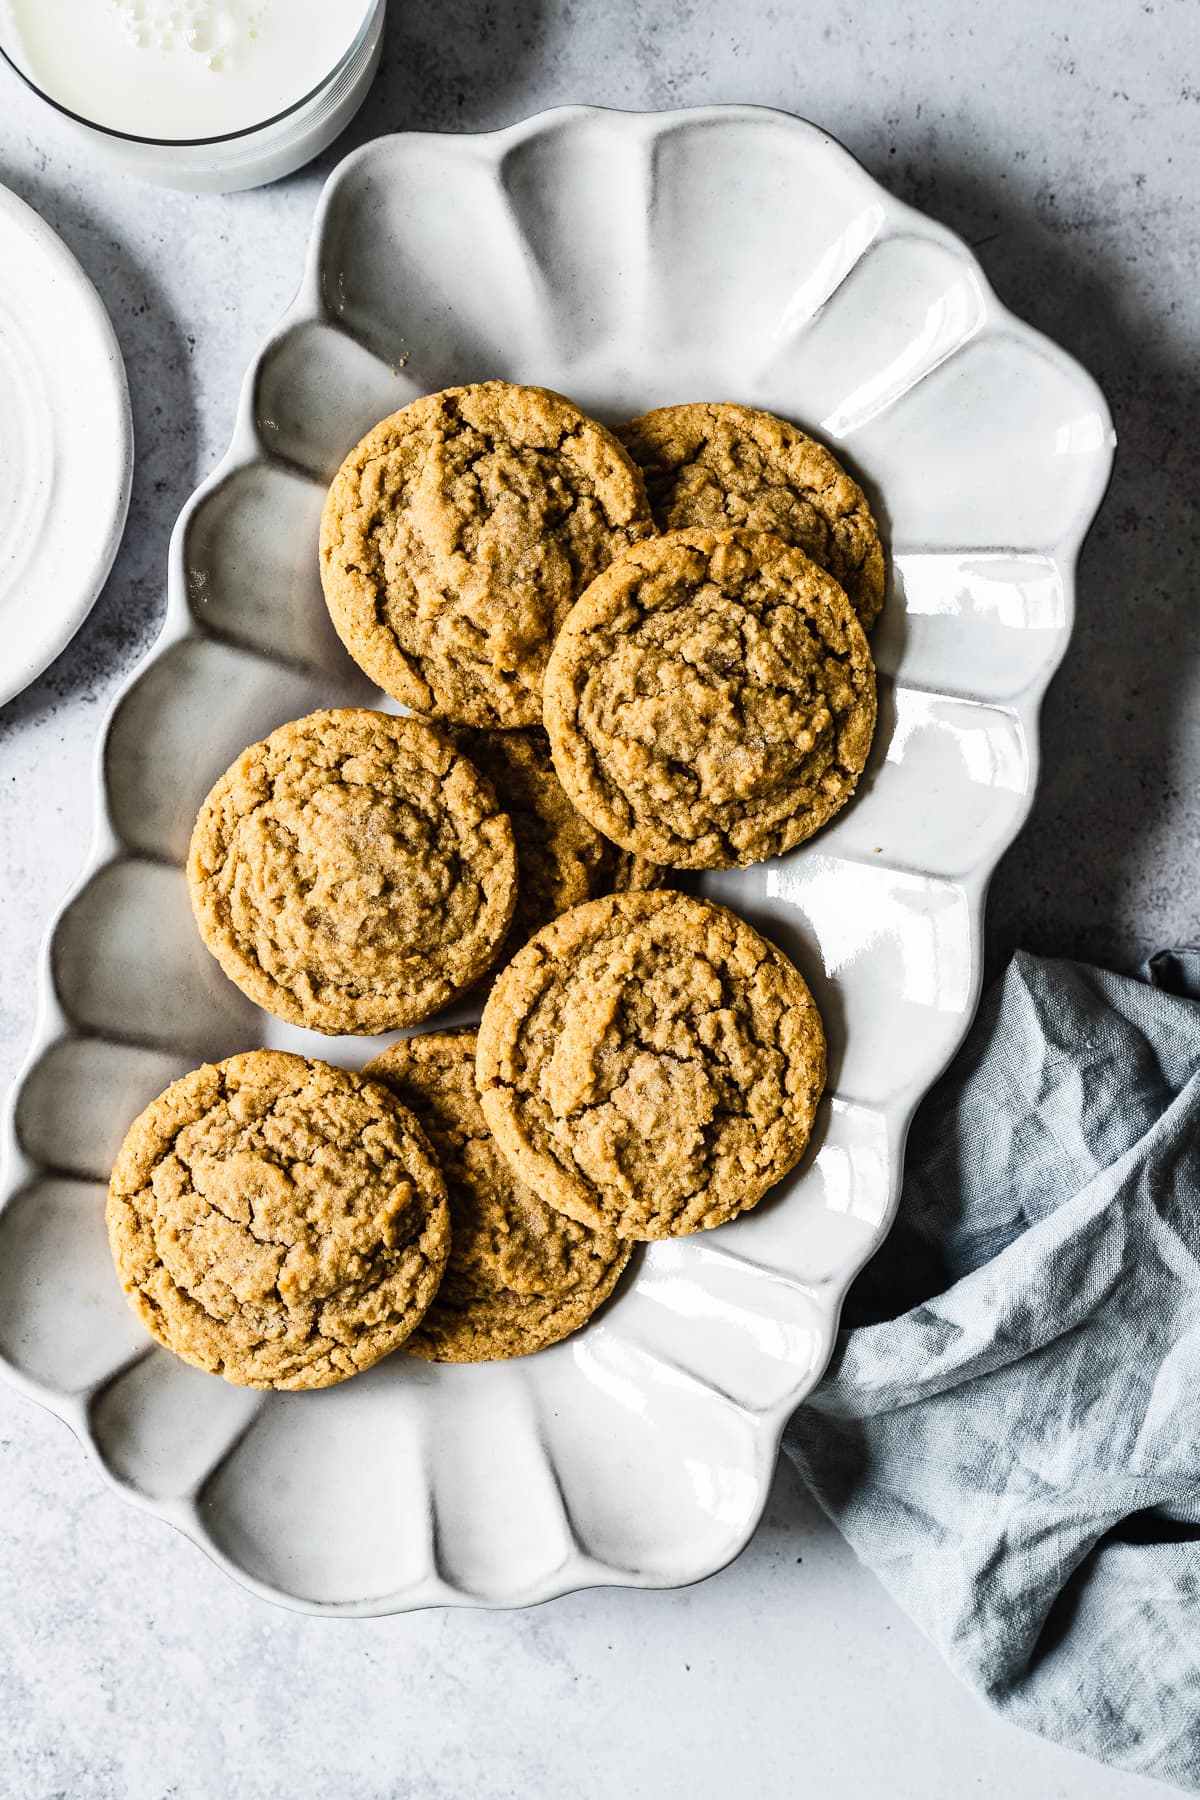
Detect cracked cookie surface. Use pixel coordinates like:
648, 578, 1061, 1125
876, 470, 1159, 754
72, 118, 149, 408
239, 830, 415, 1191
320, 382, 655, 728
544, 529, 877, 871
366, 1031, 630, 1360
476, 891, 826, 1240
106, 1051, 451, 1390
454, 727, 663, 961
616, 401, 885, 631
187, 708, 517, 1034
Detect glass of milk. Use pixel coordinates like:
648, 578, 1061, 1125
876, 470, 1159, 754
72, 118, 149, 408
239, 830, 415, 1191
0, 0, 386, 190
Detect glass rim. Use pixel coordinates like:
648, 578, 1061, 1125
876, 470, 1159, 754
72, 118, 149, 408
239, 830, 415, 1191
0, 0, 382, 150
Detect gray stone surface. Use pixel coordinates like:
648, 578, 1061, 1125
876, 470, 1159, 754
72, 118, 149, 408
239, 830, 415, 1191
0, 2, 1194, 1795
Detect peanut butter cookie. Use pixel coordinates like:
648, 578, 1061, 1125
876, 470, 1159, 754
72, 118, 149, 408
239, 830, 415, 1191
187, 708, 517, 1034
605, 845, 666, 897
366, 1032, 630, 1361
544, 529, 877, 871
455, 726, 662, 958
616, 401, 885, 631
476, 891, 826, 1240
106, 1051, 450, 1391
320, 382, 655, 729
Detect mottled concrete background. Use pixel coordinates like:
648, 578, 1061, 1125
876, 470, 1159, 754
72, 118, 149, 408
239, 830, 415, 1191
0, 4, 1195, 1796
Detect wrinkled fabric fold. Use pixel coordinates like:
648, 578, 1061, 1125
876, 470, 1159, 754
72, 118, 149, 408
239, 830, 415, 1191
786, 949, 1200, 1791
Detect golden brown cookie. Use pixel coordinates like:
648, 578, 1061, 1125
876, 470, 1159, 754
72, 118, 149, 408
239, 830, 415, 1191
106, 1051, 450, 1391
616, 401, 885, 631
476, 891, 826, 1240
455, 726, 663, 958
366, 1031, 630, 1361
319, 382, 655, 729
604, 844, 667, 897
187, 708, 517, 1035
544, 529, 877, 871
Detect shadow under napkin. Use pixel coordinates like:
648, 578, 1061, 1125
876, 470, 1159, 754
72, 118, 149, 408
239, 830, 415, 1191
786, 950, 1200, 1791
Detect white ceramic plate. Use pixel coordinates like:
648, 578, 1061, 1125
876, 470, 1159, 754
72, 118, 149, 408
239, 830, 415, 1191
0, 107, 1114, 1615
0, 185, 133, 707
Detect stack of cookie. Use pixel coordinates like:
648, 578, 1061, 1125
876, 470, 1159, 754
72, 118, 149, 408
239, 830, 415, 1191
106, 381, 883, 1391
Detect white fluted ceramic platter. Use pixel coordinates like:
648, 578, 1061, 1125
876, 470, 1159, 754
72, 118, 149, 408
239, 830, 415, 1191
0, 107, 1114, 1614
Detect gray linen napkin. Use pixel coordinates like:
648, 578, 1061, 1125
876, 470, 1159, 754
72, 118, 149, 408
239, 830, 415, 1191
786, 948, 1200, 1790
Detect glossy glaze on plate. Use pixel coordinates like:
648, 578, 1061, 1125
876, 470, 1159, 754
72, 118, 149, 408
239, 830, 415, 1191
0, 107, 1114, 1614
